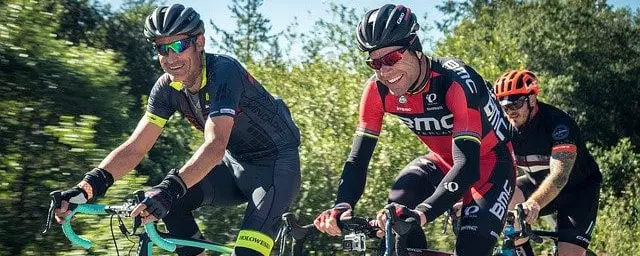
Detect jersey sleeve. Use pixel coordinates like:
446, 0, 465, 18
357, 79, 385, 137
206, 58, 246, 118
549, 116, 579, 154
334, 79, 385, 207
446, 81, 483, 143
146, 74, 176, 128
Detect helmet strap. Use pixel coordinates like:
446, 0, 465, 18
517, 96, 536, 133
407, 53, 430, 94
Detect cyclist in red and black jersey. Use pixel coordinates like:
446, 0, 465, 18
494, 70, 602, 256
313, 4, 516, 255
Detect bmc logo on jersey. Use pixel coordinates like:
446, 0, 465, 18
483, 90, 509, 141
398, 114, 454, 134
489, 180, 512, 221
442, 60, 478, 94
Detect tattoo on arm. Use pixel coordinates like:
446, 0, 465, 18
548, 151, 577, 189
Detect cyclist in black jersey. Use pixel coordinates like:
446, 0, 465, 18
52, 4, 301, 256
494, 70, 602, 256
313, 4, 515, 256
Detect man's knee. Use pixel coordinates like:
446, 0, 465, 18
558, 242, 587, 256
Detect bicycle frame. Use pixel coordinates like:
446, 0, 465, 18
495, 205, 597, 256
279, 207, 454, 256
63, 204, 234, 255
44, 191, 234, 255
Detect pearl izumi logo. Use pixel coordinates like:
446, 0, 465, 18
443, 182, 459, 192
426, 93, 437, 104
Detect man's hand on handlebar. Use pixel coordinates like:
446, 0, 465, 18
53, 185, 91, 224
375, 203, 426, 237
314, 202, 353, 236
518, 200, 541, 223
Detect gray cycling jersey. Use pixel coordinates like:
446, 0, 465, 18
146, 53, 300, 160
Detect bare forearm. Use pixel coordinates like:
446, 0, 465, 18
98, 143, 147, 180
529, 152, 576, 207
178, 142, 225, 187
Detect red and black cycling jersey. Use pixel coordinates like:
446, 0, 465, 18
146, 53, 300, 160
511, 101, 602, 190
336, 57, 514, 220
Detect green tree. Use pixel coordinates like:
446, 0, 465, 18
590, 138, 640, 254
209, 0, 277, 63
0, 0, 133, 253
436, 0, 640, 148
56, 0, 111, 48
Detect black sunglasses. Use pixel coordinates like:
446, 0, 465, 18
501, 96, 529, 111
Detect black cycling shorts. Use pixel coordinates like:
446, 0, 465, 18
517, 175, 600, 249
162, 149, 301, 255
388, 152, 515, 256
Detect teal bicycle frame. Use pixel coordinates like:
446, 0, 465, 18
62, 203, 234, 255
43, 189, 235, 256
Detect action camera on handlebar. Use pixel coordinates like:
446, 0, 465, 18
342, 232, 367, 252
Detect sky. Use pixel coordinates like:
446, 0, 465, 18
102, 0, 640, 55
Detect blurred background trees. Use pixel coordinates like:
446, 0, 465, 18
0, 0, 638, 255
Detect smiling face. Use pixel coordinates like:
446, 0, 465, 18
155, 33, 205, 90
369, 46, 421, 96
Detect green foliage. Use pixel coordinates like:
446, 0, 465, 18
2, 0, 639, 255
0, 0, 132, 254
437, 0, 640, 148
209, 0, 277, 64
56, 0, 111, 48
589, 138, 640, 255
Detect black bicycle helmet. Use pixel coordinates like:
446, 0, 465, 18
356, 4, 420, 52
144, 4, 205, 41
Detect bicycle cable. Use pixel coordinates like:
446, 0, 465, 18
109, 213, 137, 256
110, 214, 121, 256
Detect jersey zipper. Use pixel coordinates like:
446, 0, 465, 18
184, 90, 206, 128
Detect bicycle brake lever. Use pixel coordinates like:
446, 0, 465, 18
527, 230, 543, 243
43, 191, 62, 234
515, 204, 543, 243
442, 208, 452, 234
130, 190, 146, 235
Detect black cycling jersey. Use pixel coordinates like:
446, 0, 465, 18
146, 53, 300, 160
511, 101, 602, 190
511, 101, 601, 249
145, 53, 301, 255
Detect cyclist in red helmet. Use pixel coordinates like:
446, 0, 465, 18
494, 70, 602, 256
314, 4, 516, 255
